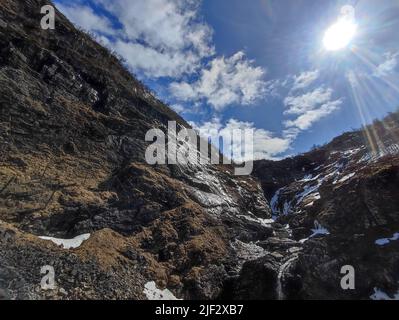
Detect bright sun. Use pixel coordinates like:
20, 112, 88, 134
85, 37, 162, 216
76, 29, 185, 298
323, 18, 357, 51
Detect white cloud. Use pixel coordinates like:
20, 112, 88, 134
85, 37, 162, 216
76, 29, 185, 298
114, 40, 200, 78
170, 104, 185, 114
284, 99, 342, 130
374, 52, 398, 77
191, 118, 291, 161
282, 127, 301, 140
292, 70, 319, 91
169, 82, 198, 101
170, 52, 267, 110
56, 3, 116, 36
97, 0, 213, 54
56, 0, 214, 78
284, 87, 334, 115
283, 86, 342, 131
56, 0, 269, 108
263, 78, 288, 99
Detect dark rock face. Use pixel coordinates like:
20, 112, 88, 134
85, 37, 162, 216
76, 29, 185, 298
1, 0, 399, 301
0, 0, 274, 300
251, 113, 399, 300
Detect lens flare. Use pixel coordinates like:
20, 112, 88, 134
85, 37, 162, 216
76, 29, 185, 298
323, 19, 357, 51
323, 5, 357, 51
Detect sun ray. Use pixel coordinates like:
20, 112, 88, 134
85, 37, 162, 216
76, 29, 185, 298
347, 75, 379, 154
351, 47, 399, 94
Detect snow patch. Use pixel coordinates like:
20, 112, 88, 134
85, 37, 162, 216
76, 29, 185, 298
375, 232, 399, 246
299, 221, 330, 243
296, 181, 322, 205
238, 214, 274, 227
298, 174, 320, 182
189, 169, 235, 209
333, 172, 355, 184
143, 281, 181, 300
270, 187, 293, 218
359, 144, 399, 164
343, 148, 362, 156
313, 193, 321, 200
270, 188, 283, 217
283, 201, 292, 215
39, 233, 90, 249
370, 287, 399, 300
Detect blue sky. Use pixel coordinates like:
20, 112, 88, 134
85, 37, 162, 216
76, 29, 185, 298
54, 0, 399, 159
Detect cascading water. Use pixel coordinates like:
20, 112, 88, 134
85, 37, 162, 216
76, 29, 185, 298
276, 255, 299, 300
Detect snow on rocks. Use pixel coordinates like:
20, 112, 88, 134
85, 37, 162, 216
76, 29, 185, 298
296, 180, 322, 205
270, 188, 283, 217
375, 232, 399, 246
188, 169, 235, 210
298, 174, 319, 182
282, 201, 292, 215
333, 172, 356, 185
358, 144, 399, 164
143, 281, 181, 300
237, 214, 274, 227
39, 233, 90, 249
271, 179, 323, 218
370, 287, 399, 300
270, 187, 294, 218
342, 148, 362, 157
299, 221, 330, 244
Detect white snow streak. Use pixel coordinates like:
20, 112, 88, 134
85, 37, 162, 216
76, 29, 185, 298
39, 233, 91, 249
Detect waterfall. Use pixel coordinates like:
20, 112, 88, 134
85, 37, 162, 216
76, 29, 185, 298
276, 255, 298, 300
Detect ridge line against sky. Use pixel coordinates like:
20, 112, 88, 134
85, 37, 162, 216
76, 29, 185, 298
54, 0, 399, 160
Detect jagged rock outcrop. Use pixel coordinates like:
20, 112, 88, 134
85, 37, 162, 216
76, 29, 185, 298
249, 112, 399, 300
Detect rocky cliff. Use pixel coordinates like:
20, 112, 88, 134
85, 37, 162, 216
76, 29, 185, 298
0, 0, 398, 300
249, 111, 399, 299
0, 0, 273, 300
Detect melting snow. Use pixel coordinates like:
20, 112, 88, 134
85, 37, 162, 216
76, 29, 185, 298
299, 221, 330, 243
343, 148, 362, 156
283, 201, 292, 215
359, 144, 399, 164
238, 214, 274, 227
296, 181, 322, 205
189, 169, 234, 209
143, 281, 181, 300
298, 174, 320, 182
333, 172, 356, 184
370, 287, 399, 300
271, 177, 324, 218
375, 232, 399, 246
39, 233, 90, 249
270, 187, 293, 218
270, 188, 283, 216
